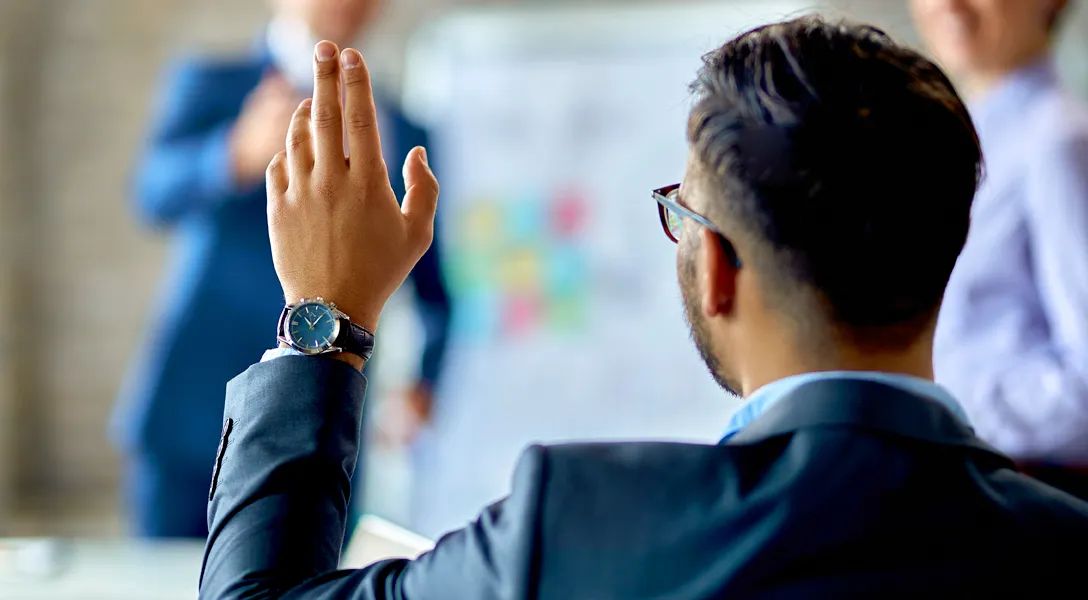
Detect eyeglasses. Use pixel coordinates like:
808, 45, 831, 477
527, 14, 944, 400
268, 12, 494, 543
652, 184, 742, 268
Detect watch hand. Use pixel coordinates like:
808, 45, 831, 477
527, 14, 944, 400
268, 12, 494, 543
312, 313, 327, 327
304, 317, 315, 330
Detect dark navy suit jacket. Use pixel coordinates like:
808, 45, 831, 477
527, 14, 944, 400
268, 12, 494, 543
200, 359, 1088, 599
115, 52, 451, 473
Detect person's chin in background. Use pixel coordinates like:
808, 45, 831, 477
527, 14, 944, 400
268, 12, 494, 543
276, 0, 385, 48
910, 0, 1067, 94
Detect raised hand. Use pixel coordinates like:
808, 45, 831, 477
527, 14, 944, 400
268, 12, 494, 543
266, 41, 439, 341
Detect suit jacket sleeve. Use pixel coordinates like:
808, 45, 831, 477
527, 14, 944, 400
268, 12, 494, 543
200, 357, 543, 599
391, 117, 452, 388
132, 58, 249, 229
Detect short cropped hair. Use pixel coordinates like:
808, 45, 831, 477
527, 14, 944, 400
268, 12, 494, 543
688, 17, 982, 340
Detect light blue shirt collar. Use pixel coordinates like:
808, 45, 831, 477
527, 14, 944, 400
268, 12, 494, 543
969, 55, 1057, 135
721, 371, 969, 442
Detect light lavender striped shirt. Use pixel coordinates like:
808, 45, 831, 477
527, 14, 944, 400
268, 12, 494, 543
934, 57, 1088, 463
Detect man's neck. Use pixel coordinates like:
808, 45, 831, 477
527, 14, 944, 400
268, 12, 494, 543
738, 333, 935, 397
267, 17, 368, 93
961, 46, 1051, 99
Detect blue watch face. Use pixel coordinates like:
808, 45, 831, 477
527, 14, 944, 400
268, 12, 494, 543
288, 302, 338, 352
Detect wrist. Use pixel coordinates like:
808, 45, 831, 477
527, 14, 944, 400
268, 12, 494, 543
276, 298, 375, 370
281, 291, 381, 333
348, 310, 379, 335
277, 341, 366, 372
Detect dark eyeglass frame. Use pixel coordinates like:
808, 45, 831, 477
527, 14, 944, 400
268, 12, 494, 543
652, 184, 742, 269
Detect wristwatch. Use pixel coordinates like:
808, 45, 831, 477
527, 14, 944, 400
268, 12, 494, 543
276, 297, 375, 362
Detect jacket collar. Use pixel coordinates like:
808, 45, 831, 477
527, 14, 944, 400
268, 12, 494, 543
721, 371, 967, 442
725, 378, 1012, 464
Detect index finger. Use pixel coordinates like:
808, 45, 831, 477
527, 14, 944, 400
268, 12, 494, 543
340, 48, 383, 171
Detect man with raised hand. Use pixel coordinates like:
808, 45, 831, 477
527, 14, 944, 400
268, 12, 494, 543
200, 18, 1088, 600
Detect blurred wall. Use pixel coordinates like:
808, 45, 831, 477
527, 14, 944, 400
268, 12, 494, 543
0, 0, 270, 532
0, 0, 45, 533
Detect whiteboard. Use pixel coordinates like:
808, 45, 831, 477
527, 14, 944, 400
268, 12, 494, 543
402, 1, 814, 539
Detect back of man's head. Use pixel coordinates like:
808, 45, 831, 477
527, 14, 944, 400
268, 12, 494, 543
687, 17, 982, 347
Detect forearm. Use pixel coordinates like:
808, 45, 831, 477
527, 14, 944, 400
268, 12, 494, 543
410, 244, 452, 387
200, 357, 368, 598
416, 302, 450, 387
198, 353, 536, 600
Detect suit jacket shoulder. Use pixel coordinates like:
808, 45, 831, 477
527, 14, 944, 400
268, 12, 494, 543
151, 54, 266, 136
529, 441, 793, 599
406, 441, 774, 599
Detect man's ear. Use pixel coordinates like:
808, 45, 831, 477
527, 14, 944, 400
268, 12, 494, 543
700, 227, 738, 318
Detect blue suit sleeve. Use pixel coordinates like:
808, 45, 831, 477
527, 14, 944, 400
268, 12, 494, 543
394, 122, 452, 388
410, 226, 452, 389
200, 357, 543, 599
132, 60, 248, 229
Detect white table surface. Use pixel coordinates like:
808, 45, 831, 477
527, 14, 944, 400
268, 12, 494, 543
1, 517, 433, 600
1, 538, 204, 600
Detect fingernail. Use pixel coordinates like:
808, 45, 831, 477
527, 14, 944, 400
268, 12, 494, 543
300, 98, 312, 109
315, 41, 336, 62
420, 147, 429, 166
341, 49, 361, 69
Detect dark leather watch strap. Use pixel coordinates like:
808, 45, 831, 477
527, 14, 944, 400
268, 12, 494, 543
275, 305, 291, 345
334, 318, 375, 362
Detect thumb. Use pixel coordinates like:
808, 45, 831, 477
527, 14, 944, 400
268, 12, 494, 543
401, 146, 439, 245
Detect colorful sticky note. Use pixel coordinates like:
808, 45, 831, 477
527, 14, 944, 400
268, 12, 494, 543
459, 201, 503, 249
546, 244, 586, 296
507, 196, 544, 242
503, 293, 541, 337
546, 290, 587, 333
499, 247, 542, 293
551, 190, 588, 238
453, 290, 500, 342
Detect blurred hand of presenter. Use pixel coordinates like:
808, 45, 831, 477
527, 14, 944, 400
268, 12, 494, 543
231, 75, 300, 184
912, 0, 1088, 495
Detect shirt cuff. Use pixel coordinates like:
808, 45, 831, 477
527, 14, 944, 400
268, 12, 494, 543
261, 347, 307, 363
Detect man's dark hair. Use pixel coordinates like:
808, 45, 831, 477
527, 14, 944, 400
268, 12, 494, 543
688, 16, 982, 344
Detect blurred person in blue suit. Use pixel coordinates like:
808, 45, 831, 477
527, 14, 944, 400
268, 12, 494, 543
114, 0, 451, 538
912, 0, 1088, 499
